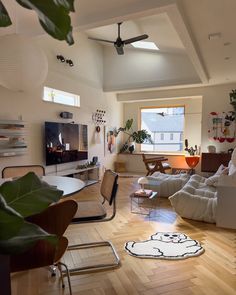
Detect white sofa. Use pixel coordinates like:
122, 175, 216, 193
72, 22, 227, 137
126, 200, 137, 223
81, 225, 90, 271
169, 150, 236, 225
169, 174, 217, 223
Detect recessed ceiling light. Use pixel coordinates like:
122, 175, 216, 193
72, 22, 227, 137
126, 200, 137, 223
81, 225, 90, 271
131, 41, 159, 50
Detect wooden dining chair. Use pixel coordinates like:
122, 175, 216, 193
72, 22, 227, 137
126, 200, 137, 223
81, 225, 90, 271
142, 154, 171, 176
2, 165, 45, 178
10, 199, 78, 295
67, 169, 120, 274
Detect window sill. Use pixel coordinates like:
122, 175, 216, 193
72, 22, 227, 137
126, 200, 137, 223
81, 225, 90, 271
118, 152, 186, 156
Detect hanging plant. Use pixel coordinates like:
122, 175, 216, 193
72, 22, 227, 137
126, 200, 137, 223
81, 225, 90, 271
0, 0, 75, 45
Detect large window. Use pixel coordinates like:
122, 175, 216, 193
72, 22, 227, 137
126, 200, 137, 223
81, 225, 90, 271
141, 106, 185, 152
43, 87, 80, 107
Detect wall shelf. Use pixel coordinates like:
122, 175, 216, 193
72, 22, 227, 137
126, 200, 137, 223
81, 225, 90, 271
0, 120, 27, 157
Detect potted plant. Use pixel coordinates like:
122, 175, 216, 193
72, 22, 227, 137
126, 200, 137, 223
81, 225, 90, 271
0, 172, 63, 295
114, 119, 152, 153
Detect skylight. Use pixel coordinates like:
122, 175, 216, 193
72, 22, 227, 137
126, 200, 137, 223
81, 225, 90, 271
131, 41, 159, 51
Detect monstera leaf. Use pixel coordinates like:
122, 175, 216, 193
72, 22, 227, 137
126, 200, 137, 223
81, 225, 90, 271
0, 0, 74, 45
0, 172, 63, 254
0, 2, 12, 27
0, 172, 63, 217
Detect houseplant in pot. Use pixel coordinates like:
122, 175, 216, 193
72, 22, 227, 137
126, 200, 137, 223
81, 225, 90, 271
114, 119, 152, 153
0, 172, 63, 295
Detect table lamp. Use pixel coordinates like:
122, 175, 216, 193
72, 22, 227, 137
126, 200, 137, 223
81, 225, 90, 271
138, 177, 149, 192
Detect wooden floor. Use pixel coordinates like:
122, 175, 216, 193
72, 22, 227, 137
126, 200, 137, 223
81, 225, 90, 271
11, 177, 236, 295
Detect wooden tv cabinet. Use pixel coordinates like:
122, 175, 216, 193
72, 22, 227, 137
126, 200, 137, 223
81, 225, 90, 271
201, 153, 231, 173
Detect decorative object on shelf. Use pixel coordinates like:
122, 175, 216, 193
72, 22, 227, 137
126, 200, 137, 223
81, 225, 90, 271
0, 0, 75, 45
208, 111, 236, 142
128, 143, 135, 154
57, 55, 74, 67
137, 177, 149, 192
0, 35, 48, 92
184, 139, 199, 156
0, 120, 27, 157
113, 119, 152, 153
92, 156, 98, 165
184, 139, 200, 174
207, 145, 216, 153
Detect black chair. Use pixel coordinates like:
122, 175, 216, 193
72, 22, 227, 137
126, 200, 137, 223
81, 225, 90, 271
67, 169, 120, 274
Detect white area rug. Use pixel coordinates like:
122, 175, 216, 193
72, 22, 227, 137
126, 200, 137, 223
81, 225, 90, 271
125, 232, 204, 260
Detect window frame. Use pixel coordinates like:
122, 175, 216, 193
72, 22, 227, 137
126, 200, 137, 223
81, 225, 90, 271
43, 86, 80, 108
139, 105, 185, 154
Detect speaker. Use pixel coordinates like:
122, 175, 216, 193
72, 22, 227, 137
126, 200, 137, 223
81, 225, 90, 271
60, 112, 73, 119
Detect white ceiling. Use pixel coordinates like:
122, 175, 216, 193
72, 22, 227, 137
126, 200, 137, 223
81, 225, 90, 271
1, 0, 236, 90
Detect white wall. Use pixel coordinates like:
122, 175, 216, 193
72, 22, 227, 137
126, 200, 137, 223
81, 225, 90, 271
103, 47, 200, 91
0, 32, 122, 175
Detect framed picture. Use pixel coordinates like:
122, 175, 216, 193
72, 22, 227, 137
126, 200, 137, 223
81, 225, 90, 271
104, 126, 116, 155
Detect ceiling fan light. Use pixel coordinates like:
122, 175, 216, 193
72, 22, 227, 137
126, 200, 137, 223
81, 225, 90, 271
132, 41, 159, 51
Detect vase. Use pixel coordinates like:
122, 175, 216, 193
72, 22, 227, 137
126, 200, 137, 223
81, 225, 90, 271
128, 142, 135, 154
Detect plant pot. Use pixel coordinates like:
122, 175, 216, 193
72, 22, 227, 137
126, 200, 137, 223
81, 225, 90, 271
128, 141, 135, 154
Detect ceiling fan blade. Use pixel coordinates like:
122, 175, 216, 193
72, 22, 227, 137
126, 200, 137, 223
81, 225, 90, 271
124, 34, 149, 45
115, 45, 124, 55
88, 37, 114, 44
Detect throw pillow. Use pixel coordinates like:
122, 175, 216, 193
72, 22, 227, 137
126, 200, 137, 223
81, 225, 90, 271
205, 164, 229, 187
205, 175, 220, 186
228, 161, 236, 176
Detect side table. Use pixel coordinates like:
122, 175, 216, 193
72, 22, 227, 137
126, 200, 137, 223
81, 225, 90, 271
130, 191, 158, 216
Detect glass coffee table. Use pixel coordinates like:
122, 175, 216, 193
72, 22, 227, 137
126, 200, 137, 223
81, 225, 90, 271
130, 191, 158, 216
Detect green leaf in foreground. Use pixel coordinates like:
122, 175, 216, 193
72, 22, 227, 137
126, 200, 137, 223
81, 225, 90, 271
0, 195, 23, 240
53, 0, 75, 12
16, 0, 74, 45
0, 221, 58, 254
0, 1, 12, 27
0, 172, 63, 218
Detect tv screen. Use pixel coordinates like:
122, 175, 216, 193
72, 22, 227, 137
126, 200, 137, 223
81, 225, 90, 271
45, 121, 88, 166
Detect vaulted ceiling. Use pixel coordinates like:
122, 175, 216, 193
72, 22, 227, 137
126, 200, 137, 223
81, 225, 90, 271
1, 0, 236, 92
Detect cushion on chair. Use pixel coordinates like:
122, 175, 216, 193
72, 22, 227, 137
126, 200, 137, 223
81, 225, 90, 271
72, 201, 107, 222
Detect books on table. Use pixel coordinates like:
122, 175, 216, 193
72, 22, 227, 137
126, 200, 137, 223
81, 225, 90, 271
134, 189, 153, 197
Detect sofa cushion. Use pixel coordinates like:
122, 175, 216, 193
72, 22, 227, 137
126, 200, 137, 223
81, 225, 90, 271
144, 172, 189, 197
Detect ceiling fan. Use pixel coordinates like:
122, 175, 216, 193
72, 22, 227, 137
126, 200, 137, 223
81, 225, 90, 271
88, 22, 149, 55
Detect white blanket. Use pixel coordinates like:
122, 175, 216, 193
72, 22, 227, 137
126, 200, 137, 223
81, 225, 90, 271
144, 172, 190, 197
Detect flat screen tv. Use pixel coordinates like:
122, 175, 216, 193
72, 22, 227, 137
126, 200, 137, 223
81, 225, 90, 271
45, 121, 88, 166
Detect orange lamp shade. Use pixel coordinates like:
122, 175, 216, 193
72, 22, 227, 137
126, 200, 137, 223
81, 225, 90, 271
185, 155, 200, 169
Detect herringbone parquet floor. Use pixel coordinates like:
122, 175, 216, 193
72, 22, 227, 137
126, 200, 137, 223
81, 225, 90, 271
11, 177, 236, 295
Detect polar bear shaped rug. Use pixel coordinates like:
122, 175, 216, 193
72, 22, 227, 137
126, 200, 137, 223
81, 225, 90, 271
125, 232, 204, 260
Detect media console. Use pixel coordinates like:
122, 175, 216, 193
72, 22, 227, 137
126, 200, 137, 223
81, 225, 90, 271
46, 165, 100, 187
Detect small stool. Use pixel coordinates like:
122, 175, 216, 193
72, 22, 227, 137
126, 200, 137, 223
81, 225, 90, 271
130, 191, 158, 216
